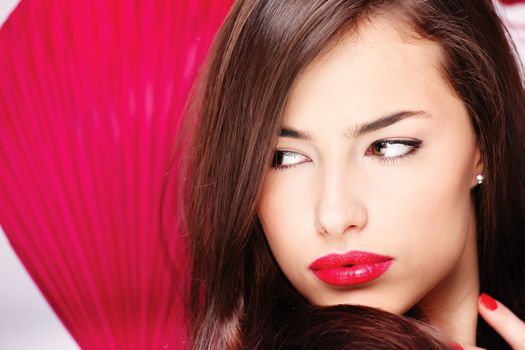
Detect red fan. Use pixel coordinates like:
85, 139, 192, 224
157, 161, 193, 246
0, 0, 232, 348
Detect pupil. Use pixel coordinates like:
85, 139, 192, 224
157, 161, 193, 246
375, 142, 386, 154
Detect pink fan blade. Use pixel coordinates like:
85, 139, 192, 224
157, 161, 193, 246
0, 0, 233, 348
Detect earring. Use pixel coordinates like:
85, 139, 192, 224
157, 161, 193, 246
476, 174, 484, 185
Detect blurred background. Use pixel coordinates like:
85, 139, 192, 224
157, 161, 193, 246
0, 3, 87, 350
1, 0, 524, 349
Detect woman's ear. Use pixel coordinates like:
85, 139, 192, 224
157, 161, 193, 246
471, 144, 484, 189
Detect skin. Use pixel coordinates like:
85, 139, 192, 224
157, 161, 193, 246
256, 16, 484, 345
472, 295, 525, 350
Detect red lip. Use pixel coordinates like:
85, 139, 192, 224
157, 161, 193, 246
309, 250, 393, 287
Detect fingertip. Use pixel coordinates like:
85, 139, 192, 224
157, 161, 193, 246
450, 341, 464, 350
479, 293, 498, 311
477, 292, 525, 349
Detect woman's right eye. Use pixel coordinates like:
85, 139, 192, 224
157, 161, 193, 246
271, 150, 309, 171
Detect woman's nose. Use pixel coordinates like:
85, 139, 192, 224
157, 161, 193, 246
314, 172, 368, 237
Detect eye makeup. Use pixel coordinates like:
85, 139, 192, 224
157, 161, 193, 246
270, 138, 423, 171
271, 150, 310, 170
366, 139, 423, 165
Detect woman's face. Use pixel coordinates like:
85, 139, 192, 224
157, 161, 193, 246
256, 17, 483, 315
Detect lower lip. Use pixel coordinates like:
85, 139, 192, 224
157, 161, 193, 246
312, 260, 393, 287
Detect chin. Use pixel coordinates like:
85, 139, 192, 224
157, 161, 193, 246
303, 285, 417, 316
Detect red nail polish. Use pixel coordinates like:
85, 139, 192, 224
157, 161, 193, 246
450, 342, 464, 350
480, 293, 498, 310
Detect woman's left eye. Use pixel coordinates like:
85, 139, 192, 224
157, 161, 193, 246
365, 139, 423, 163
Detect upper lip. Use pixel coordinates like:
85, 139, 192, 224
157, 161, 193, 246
309, 250, 392, 270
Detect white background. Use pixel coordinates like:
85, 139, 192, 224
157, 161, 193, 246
1, 0, 524, 349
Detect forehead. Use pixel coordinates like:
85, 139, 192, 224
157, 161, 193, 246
283, 15, 453, 128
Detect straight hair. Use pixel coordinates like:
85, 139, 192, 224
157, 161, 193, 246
178, 0, 525, 348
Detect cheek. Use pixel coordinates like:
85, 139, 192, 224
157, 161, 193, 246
257, 175, 314, 274
397, 180, 471, 269
371, 148, 474, 298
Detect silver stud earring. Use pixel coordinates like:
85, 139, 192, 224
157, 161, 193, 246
476, 174, 484, 185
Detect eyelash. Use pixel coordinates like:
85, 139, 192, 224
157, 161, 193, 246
270, 139, 423, 172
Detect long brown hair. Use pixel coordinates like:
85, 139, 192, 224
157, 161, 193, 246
178, 0, 525, 348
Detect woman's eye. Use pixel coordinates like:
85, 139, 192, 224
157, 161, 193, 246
271, 151, 309, 170
271, 139, 422, 171
365, 139, 423, 163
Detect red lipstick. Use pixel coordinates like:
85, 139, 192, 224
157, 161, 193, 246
309, 250, 393, 287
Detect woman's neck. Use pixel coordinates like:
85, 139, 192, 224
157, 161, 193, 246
416, 203, 480, 345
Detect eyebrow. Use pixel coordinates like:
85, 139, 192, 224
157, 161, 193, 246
279, 110, 432, 140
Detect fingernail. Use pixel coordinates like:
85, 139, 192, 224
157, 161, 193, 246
450, 341, 463, 350
480, 293, 498, 310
